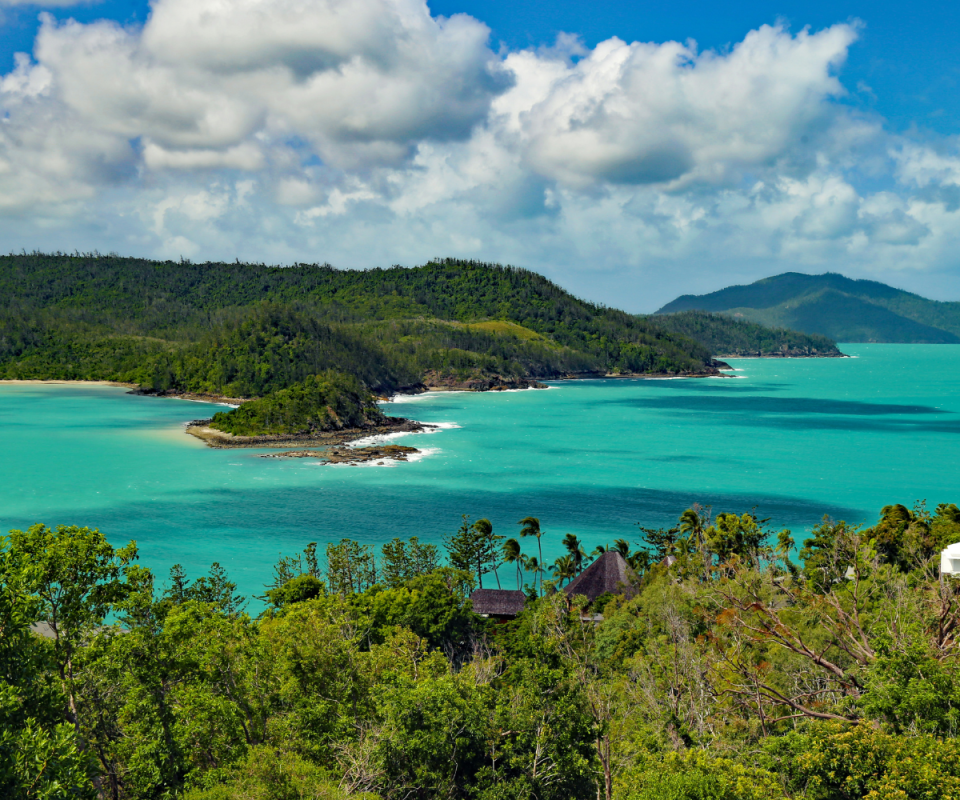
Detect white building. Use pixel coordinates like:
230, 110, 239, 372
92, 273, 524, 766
941, 542, 960, 576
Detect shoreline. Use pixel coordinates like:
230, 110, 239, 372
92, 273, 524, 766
714, 352, 847, 359
0, 379, 139, 388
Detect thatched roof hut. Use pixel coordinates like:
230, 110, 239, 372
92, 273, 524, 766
470, 588, 526, 619
564, 551, 635, 602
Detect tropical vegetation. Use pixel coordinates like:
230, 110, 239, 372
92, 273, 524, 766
5, 499, 960, 799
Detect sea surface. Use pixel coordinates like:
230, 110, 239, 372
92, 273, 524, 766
2, 343, 958, 600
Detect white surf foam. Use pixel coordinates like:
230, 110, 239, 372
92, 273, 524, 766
317, 446, 442, 468
348, 420, 461, 448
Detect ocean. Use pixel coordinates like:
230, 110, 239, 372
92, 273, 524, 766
2, 343, 958, 600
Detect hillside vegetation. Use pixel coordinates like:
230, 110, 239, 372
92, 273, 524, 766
652, 310, 842, 356
0, 254, 720, 398
208, 372, 386, 436
6, 500, 960, 799
657, 271, 960, 343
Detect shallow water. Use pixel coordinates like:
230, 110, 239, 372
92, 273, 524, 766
2, 343, 958, 598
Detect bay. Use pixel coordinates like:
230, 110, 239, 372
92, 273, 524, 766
1, 343, 958, 599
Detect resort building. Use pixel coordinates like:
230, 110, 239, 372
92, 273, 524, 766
470, 588, 527, 620
564, 550, 636, 604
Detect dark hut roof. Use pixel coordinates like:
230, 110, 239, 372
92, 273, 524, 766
470, 589, 526, 618
564, 551, 635, 602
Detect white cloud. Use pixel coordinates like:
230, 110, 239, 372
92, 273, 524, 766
2, 2, 960, 306
31, 0, 506, 168
499, 23, 857, 188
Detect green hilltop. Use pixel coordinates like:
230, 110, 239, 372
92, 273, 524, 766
0, 254, 840, 433
0, 253, 719, 397
657, 271, 960, 343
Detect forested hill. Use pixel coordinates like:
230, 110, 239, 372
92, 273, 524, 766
0, 253, 721, 398
657, 271, 960, 343
651, 311, 841, 357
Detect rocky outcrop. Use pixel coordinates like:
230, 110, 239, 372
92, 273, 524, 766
420, 371, 549, 392
259, 444, 419, 464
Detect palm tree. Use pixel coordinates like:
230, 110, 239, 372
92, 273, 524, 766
680, 505, 711, 577
679, 506, 709, 551
503, 538, 523, 590
613, 538, 632, 559
522, 555, 540, 593
562, 533, 587, 575
550, 555, 576, 587
518, 517, 544, 593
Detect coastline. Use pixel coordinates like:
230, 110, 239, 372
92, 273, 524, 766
713, 352, 847, 359
0, 379, 138, 388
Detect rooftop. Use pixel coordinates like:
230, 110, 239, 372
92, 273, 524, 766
564, 550, 636, 602
470, 588, 526, 618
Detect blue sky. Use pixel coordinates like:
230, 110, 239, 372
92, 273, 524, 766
5, 0, 959, 132
1, 0, 959, 309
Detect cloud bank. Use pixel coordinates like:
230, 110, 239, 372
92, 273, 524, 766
1, 0, 959, 308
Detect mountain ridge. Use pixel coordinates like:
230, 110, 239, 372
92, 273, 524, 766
657, 272, 960, 343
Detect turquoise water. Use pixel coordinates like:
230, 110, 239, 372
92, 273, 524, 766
2, 343, 959, 598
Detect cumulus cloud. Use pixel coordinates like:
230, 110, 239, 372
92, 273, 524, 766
1, 0, 959, 306
32, 0, 506, 168
499, 23, 857, 188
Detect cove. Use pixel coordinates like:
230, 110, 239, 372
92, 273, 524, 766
2, 343, 959, 600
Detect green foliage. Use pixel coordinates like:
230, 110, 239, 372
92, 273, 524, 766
704, 512, 768, 564
616, 751, 782, 800
182, 745, 367, 800
653, 309, 841, 356
443, 516, 503, 590
8, 499, 960, 800
209, 372, 385, 436
326, 539, 379, 595
773, 722, 960, 799
380, 537, 439, 589
799, 516, 860, 590
0, 254, 724, 399
264, 575, 325, 609
357, 569, 478, 654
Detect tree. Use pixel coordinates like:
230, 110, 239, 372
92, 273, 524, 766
503, 538, 524, 590
381, 536, 439, 588
550, 555, 577, 587
444, 517, 500, 589
705, 512, 767, 566
5, 525, 136, 740
472, 519, 503, 589
562, 533, 587, 575
326, 539, 378, 595
0, 532, 94, 799
523, 555, 541, 596
799, 517, 861, 591
518, 517, 545, 594
636, 524, 681, 562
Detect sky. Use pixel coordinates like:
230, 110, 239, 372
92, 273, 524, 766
1, 0, 960, 311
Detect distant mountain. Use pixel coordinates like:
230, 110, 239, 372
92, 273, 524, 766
656, 272, 960, 343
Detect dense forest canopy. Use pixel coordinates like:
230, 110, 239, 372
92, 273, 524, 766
4, 499, 960, 799
207, 372, 387, 436
652, 311, 840, 357
0, 254, 838, 403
